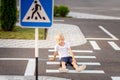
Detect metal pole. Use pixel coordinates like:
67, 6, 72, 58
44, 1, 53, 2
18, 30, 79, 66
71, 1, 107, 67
35, 28, 39, 80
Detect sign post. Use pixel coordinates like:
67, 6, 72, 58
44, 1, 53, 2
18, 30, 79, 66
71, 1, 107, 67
20, 0, 53, 80
35, 28, 39, 80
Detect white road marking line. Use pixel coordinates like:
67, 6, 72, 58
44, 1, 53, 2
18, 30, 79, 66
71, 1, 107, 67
0, 58, 49, 61
86, 38, 116, 40
46, 70, 105, 74
68, 12, 120, 20
47, 62, 101, 65
24, 59, 35, 76
54, 20, 64, 22
89, 41, 101, 50
48, 50, 93, 53
0, 58, 32, 60
48, 55, 96, 59
111, 76, 120, 80
108, 41, 120, 50
99, 25, 119, 40
48, 50, 55, 52
72, 50, 93, 53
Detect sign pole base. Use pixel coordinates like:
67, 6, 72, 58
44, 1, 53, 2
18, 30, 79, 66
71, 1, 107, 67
35, 57, 38, 80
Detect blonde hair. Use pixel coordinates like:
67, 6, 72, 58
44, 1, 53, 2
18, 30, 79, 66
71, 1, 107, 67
56, 33, 64, 40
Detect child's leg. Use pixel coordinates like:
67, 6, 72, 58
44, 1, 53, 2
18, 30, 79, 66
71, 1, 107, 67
72, 61, 79, 69
60, 61, 67, 67
61, 62, 66, 69
72, 60, 86, 72
59, 61, 69, 72
59, 57, 69, 72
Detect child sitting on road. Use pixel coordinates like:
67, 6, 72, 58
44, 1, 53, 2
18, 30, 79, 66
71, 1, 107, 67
49, 33, 86, 72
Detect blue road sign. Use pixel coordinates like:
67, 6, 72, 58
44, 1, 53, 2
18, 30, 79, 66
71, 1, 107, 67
20, 0, 53, 28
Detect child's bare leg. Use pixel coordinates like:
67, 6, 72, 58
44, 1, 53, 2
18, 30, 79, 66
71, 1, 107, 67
72, 60, 86, 72
59, 62, 69, 72
72, 61, 79, 69
61, 62, 66, 69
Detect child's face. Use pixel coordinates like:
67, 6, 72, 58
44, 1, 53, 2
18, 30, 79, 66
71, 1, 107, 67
56, 36, 64, 45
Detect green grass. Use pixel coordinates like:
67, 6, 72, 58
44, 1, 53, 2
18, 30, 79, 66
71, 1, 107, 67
0, 7, 45, 40
0, 26, 45, 40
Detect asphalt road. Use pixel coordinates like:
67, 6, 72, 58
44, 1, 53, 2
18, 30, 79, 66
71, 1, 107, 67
54, 0, 120, 17
0, 18, 120, 80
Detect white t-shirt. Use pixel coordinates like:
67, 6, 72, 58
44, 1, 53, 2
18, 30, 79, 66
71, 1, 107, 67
54, 42, 71, 59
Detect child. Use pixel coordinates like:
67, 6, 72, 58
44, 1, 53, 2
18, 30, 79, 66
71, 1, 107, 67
49, 33, 86, 72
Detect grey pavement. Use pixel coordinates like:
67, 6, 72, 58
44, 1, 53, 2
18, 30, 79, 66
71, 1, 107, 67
0, 76, 71, 80
0, 23, 86, 48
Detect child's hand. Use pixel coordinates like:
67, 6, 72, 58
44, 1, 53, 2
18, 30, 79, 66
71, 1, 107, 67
49, 58, 55, 61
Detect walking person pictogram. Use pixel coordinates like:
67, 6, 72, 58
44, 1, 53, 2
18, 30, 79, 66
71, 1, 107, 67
23, 0, 50, 22
31, 0, 42, 20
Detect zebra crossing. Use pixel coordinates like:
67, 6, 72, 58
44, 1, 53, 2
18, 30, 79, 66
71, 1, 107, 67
46, 51, 105, 74
89, 41, 120, 51
46, 48, 104, 74
46, 40, 120, 74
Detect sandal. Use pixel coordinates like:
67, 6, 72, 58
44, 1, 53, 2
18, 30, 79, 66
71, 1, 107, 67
59, 68, 69, 73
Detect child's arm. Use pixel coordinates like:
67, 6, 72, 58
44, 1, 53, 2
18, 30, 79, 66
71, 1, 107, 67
68, 48, 76, 62
49, 51, 58, 61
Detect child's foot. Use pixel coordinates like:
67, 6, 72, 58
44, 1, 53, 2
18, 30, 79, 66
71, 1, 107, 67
59, 68, 69, 73
76, 65, 86, 72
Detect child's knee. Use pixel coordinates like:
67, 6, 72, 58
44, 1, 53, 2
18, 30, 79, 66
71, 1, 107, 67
72, 60, 76, 64
72, 61, 77, 66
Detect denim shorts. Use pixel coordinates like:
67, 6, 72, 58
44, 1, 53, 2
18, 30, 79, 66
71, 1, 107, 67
60, 56, 72, 64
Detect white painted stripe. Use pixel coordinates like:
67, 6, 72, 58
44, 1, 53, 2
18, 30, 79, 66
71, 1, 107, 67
111, 76, 120, 80
108, 41, 120, 50
48, 49, 55, 52
0, 58, 49, 61
46, 70, 105, 74
86, 38, 116, 41
72, 50, 93, 53
48, 55, 96, 59
39, 58, 49, 61
89, 41, 101, 50
68, 12, 120, 20
0, 58, 32, 60
48, 50, 93, 53
47, 62, 101, 65
54, 20, 64, 22
24, 59, 35, 76
99, 26, 119, 40
0, 75, 70, 80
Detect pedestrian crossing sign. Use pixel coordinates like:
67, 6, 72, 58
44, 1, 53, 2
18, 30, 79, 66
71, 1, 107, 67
20, 0, 53, 28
